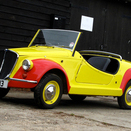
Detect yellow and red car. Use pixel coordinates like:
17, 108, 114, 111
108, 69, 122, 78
0, 29, 131, 109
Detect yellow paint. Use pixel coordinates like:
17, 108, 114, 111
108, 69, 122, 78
29, 60, 34, 70
9, 56, 27, 79
9, 46, 81, 82
28, 29, 40, 47
43, 80, 60, 105
72, 32, 81, 56
125, 86, 131, 106
69, 83, 123, 96
76, 60, 113, 84
8, 30, 131, 97
9, 44, 128, 97
69, 59, 131, 96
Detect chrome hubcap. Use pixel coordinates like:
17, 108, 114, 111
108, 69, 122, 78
126, 89, 131, 103
45, 84, 56, 100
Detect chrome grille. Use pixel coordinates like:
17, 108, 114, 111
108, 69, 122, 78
0, 49, 18, 79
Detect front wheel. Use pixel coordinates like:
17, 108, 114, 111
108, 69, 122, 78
34, 73, 63, 109
0, 88, 10, 99
118, 81, 131, 109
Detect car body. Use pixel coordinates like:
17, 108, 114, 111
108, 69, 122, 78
0, 29, 131, 109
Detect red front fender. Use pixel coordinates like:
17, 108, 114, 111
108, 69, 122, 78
8, 59, 70, 91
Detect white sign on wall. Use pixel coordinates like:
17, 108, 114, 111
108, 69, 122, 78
80, 15, 94, 32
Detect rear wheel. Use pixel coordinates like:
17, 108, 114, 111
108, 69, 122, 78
0, 88, 10, 99
118, 81, 131, 109
34, 73, 63, 109
69, 94, 86, 102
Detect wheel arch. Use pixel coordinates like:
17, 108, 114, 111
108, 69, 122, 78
32, 59, 71, 93
43, 69, 69, 94
120, 68, 131, 94
118, 79, 131, 109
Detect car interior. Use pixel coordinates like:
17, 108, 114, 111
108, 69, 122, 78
81, 55, 119, 74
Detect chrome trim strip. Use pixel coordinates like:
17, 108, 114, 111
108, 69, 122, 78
0, 49, 7, 72
8, 78, 37, 84
79, 50, 122, 61
4, 49, 19, 79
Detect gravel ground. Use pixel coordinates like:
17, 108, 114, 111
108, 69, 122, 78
0, 89, 131, 131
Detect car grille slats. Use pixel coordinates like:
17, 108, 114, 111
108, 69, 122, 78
0, 50, 18, 79
0, 50, 4, 67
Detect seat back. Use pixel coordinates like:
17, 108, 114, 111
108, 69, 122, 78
88, 57, 111, 71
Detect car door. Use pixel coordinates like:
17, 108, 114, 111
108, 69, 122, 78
76, 56, 114, 85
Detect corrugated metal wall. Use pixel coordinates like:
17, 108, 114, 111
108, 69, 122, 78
0, 0, 70, 49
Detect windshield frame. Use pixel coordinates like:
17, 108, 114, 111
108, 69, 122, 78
28, 29, 81, 52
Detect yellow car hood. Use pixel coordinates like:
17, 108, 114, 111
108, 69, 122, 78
10, 46, 71, 57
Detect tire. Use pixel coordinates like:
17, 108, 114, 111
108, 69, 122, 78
118, 81, 131, 109
34, 73, 63, 109
0, 88, 10, 99
69, 94, 86, 102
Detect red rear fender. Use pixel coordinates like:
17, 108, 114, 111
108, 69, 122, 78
120, 68, 131, 93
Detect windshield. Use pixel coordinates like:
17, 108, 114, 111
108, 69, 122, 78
29, 29, 80, 50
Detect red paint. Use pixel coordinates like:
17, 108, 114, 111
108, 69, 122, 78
22, 72, 27, 79
8, 59, 71, 92
120, 68, 131, 93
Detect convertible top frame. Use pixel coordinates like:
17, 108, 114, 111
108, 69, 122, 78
79, 50, 122, 61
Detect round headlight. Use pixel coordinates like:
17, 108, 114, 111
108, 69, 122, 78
22, 59, 33, 71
